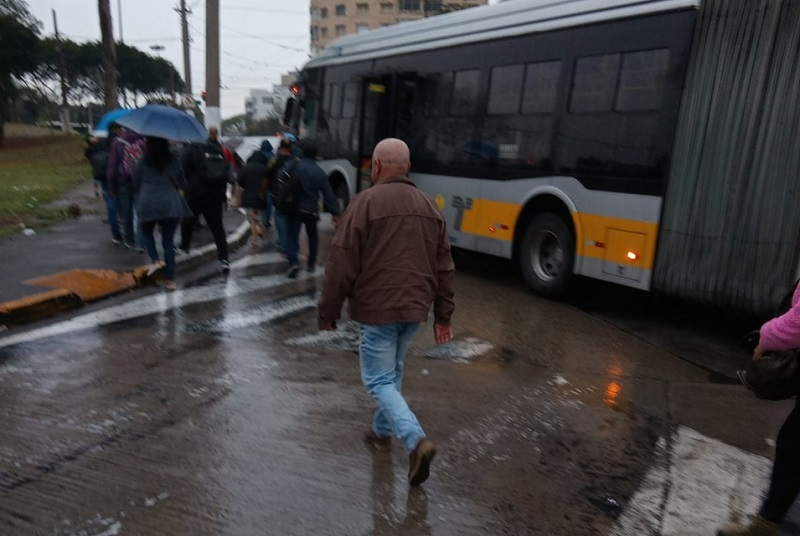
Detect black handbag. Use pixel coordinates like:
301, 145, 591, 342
738, 330, 800, 401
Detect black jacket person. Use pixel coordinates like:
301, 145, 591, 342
177, 129, 231, 273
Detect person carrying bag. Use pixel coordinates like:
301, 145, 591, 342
718, 281, 800, 535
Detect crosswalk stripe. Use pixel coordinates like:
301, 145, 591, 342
610, 426, 770, 535
0, 268, 318, 349
189, 293, 317, 333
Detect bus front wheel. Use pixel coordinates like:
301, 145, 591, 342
519, 213, 575, 299
333, 179, 350, 212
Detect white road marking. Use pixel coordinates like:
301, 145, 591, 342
0, 269, 318, 349
190, 294, 318, 333
611, 426, 770, 535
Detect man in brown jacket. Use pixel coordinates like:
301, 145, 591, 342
318, 138, 455, 487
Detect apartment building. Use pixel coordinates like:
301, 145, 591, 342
309, 0, 488, 54
245, 86, 292, 121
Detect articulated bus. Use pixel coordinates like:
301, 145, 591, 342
288, 0, 800, 316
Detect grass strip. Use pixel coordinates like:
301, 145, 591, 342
0, 133, 89, 237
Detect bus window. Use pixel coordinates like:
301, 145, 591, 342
615, 49, 671, 112
423, 72, 452, 117
450, 69, 480, 116
570, 54, 621, 113
521, 60, 561, 114
488, 64, 524, 115
342, 83, 358, 118
328, 83, 342, 118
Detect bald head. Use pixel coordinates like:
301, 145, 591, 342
371, 138, 411, 183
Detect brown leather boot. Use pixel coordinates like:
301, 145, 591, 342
408, 438, 436, 486
363, 429, 391, 451
717, 515, 781, 536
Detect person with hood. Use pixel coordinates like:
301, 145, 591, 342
85, 122, 122, 244
177, 126, 231, 274
106, 126, 146, 251
134, 136, 187, 291
236, 147, 270, 245
283, 139, 341, 277
266, 137, 297, 254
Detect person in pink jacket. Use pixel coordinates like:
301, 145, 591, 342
717, 285, 800, 536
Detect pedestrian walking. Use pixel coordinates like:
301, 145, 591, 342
133, 136, 187, 291
259, 140, 275, 230
282, 139, 341, 277
236, 149, 270, 245
717, 285, 800, 536
178, 126, 231, 274
106, 126, 145, 251
265, 137, 297, 254
85, 123, 122, 244
318, 138, 456, 486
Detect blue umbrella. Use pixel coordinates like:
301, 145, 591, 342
93, 108, 132, 136
115, 104, 208, 143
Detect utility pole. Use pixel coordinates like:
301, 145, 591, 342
98, 0, 118, 111
176, 0, 192, 98
52, 9, 72, 132
205, 0, 221, 130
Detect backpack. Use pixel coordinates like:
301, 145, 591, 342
272, 158, 302, 215
89, 144, 110, 179
203, 145, 230, 186
119, 138, 144, 181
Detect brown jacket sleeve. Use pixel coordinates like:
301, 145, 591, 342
318, 199, 367, 323
433, 209, 455, 325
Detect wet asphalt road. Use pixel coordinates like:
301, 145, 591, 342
0, 223, 792, 535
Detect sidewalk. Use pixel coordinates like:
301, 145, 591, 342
0, 179, 249, 329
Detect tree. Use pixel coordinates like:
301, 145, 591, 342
98, 0, 117, 111
20, 40, 184, 114
0, 0, 41, 147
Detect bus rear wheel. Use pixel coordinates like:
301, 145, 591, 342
519, 213, 575, 299
333, 179, 349, 212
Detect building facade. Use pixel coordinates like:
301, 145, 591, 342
244, 86, 292, 122
310, 0, 488, 54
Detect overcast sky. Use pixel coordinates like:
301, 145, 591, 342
25, 0, 500, 120
25, 0, 311, 119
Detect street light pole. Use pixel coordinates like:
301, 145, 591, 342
149, 44, 175, 106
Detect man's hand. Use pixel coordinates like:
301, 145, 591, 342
434, 323, 453, 344
319, 319, 337, 331
753, 344, 767, 360
331, 215, 340, 227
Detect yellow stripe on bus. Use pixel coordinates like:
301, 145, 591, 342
575, 213, 657, 270
456, 199, 657, 270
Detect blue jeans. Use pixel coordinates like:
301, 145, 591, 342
359, 322, 424, 452
284, 215, 303, 266
141, 218, 179, 280
274, 210, 290, 258
118, 184, 142, 248
95, 179, 121, 240
262, 193, 273, 228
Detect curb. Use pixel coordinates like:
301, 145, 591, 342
0, 219, 250, 330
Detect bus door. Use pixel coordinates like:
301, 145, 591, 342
357, 74, 419, 192
357, 76, 392, 192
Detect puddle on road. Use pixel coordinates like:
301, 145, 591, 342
424, 337, 497, 363
286, 320, 360, 352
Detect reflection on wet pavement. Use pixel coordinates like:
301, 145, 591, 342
0, 249, 788, 535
